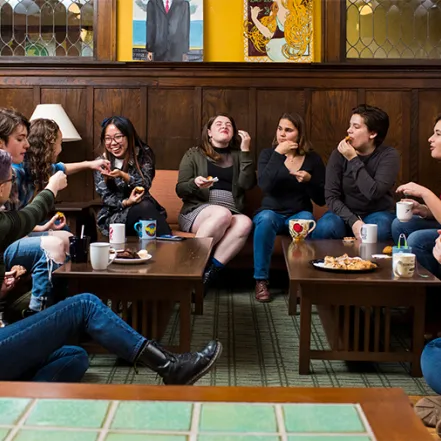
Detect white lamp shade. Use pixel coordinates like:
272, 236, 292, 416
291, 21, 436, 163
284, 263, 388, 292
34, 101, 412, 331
30, 104, 82, 142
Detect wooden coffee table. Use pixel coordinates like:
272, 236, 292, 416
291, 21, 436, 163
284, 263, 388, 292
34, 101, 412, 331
54, 237, 213, 352
281, 238, 441, 376
0, 382, 431, 441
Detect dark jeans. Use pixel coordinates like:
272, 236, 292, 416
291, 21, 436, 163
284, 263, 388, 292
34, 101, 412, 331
421, 338, 441, 394
0, 294, 146, 382
126, 199, 172, 237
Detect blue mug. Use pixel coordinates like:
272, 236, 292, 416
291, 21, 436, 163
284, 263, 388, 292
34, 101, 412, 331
134, 219, 156, 240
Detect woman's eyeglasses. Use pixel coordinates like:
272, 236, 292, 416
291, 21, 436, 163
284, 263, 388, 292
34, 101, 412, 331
104, 134, 125, 145
0, 175, 16, 185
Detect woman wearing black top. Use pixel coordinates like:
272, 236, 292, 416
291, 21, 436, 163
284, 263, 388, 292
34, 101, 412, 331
253, 113, 325, 302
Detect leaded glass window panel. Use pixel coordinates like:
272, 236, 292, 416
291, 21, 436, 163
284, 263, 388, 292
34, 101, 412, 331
346, 0, 441, 59
0, 0, 94, 57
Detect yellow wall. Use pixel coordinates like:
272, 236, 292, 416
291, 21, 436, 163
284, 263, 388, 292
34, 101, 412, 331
117, 0, 321, 62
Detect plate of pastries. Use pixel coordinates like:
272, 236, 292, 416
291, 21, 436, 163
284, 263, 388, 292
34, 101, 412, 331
111, 248, 152, 264
310, 253, 378, 273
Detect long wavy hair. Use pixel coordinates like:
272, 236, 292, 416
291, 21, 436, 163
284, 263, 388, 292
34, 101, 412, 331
272, 112, 311, 155
0, 107, 30, 145
200, 113, 241, 161
25, 118, 60, 193
99, 116, 154, 187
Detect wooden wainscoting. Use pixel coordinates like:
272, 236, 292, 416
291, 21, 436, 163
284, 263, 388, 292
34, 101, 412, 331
1, 62, 441, 203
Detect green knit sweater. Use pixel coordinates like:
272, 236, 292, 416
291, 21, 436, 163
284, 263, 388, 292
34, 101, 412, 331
176, 147, 256, 215
0, 189, 55, 281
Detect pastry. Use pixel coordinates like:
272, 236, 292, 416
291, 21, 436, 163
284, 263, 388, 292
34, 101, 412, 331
56, 211, 65, 220
382, 245, 393, 255
116, 249, 139, 259
134, 186, 144, 195
323, 254, 376, 270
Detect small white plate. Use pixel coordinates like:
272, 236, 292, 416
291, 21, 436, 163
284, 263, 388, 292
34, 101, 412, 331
112, 254, 152, 265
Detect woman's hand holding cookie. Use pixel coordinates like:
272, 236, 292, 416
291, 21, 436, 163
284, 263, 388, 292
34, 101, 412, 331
194, 176, 214, 189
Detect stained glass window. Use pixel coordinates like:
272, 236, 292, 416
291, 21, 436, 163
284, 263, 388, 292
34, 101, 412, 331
346, 0, 441, 59
0, 0, 94, 57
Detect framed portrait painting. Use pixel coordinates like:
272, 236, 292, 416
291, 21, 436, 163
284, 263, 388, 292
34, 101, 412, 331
243, 0, 314, 63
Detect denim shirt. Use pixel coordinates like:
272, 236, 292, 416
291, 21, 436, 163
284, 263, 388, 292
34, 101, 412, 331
93, 146, 166, 236
11, 162, 66, 210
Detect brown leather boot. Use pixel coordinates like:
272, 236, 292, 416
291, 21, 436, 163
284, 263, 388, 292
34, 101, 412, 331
255, 280, 271, 303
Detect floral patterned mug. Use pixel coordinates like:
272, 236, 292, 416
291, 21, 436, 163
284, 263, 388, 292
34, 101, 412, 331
289, 219, 316, 242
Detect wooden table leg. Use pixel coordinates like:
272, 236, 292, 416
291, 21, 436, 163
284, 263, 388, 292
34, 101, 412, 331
194, 283, 204, 315
299, 286, 312, 375
179, 292, 192, 352
411, 288, 425, 377
288, 282, 299, 316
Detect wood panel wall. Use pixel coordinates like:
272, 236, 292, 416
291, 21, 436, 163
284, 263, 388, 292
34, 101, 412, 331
1, 63, 441, 203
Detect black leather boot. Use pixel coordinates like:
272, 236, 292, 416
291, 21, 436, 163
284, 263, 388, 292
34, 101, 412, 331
136, 340, 222, 385
203, 263, 224, 285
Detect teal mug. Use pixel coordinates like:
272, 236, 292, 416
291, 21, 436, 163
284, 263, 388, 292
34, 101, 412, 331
134, 219, 157, 240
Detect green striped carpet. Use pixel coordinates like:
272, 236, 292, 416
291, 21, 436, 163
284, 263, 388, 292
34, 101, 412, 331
83, 286, 434, 395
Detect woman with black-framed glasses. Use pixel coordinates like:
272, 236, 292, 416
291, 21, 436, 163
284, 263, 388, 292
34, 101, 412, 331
94, 116, 171, 237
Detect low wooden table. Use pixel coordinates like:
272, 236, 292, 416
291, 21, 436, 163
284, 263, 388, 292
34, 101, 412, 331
0, 382, 430, 441
54, 237, 213, 352
282, 238, 441, 377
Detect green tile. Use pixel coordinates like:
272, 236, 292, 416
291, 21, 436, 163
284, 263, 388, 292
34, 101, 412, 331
25, 399, 110, 428
106, 435, 187, 441
111, 401, 192, 431
283, 404, 365, 433
0, 429, 9, 441
288, 437, 372, 441
198, 436, 280, 441
200, 403, 277, 433
14, 430, 98, 441
0, 398, 30, 425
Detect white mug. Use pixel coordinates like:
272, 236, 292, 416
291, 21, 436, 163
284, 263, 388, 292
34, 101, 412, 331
90, 243, 115, 270
109, 223, 125, 244
392, 252, 416, 278
396, 201, 413, 222
360, 224, 378, 244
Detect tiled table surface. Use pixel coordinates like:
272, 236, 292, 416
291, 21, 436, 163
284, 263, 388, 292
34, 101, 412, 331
0, 398, 375, 441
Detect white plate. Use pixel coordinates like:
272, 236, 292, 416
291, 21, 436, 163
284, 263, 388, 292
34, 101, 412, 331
112, 254, 152, 265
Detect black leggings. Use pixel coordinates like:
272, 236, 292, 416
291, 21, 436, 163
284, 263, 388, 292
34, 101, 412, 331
126, 199, 172, 237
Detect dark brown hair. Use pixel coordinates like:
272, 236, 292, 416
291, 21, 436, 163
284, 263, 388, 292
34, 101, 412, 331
0, 108, 30, 145
200, 113, 241, 161
352, 104, 389, 147
0, 150, 12, 182
272, 112, 311, 155
25, 119, 60, 192
435, 115, 441, 124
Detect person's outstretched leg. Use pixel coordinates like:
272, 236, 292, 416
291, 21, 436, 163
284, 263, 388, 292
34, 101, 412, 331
0, 293, 222, 385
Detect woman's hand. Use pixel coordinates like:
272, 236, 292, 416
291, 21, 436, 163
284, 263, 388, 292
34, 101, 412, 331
291, 170, 311, 183
275, 141, 298, 155
89, 159, 111, 174
238, 130, 251, 152
433, 230, 441, 264
400, 198, 432, 218
1, 270, 18, 298
46, 171, 68, 197
126, 187, 144, 206
337, 138, 357, 161
351, 219, 364, 240
396, 182, 429, 199
40, 214, 67, 231
194, 176, 214, 189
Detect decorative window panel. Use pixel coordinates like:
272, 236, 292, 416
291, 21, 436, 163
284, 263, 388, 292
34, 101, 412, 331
0, 0, 94, 57
346, 0, 441, 59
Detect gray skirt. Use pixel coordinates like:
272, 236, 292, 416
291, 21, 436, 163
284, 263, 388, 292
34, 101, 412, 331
178, 189, 240, 232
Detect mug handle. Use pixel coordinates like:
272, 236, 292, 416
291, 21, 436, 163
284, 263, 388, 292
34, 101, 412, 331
307, 220, 316, 234
395, 260, 407, 277
107, 251, 116, 267
134, 222, 142, 236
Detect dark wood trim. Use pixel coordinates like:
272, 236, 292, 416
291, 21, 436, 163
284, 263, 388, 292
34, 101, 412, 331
323, 0, 344, 62
95, 0, 117, 61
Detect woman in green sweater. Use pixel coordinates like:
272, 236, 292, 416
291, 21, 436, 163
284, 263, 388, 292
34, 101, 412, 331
176, 113, 256, 285
0, 149, 222, 384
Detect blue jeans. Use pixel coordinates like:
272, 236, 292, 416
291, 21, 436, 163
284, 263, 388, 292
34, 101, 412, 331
391, 216, 441, 278
312, 210, 395, 241
0, 293, 146, 382
421, 338, 441, 394
253, 210, 314, 280
4, 237, 64, 311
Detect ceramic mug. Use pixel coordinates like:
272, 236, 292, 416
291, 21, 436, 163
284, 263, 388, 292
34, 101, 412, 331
396, 201, 413, 222
109, 223, 125, 244
392, 252, 416, 278
360, 224, 378, 244
90, 243, 115, 270
289, 219, 316, 242
134, 219, 157, 240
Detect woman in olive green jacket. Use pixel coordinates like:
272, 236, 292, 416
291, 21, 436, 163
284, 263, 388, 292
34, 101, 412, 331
176, 113, 256, 285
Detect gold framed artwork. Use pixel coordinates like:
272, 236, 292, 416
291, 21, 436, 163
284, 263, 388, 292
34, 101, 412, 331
243, 0, 313, 63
